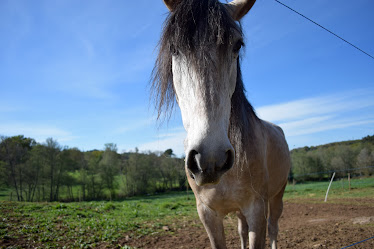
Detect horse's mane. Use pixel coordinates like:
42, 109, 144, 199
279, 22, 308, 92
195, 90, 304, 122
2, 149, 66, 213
152, 0, 259, 159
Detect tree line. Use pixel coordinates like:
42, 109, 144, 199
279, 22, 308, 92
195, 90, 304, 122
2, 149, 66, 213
290, 135, 374, 181
0, 136, 186, 202
1, 134, 373, 202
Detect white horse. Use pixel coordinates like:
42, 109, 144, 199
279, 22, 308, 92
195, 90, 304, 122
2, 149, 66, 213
152, 0, 291, 248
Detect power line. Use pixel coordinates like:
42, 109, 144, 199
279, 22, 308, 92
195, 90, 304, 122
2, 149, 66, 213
274, 0, 374, 60
341, 236, 374, 249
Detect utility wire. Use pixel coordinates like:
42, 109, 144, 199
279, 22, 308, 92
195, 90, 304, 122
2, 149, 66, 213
341, 236, 374, 248
274, 0, 374, 60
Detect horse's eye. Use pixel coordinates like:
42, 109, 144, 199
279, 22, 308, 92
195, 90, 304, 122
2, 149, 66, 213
233, 40, 243, 54
170, 45, 179, 56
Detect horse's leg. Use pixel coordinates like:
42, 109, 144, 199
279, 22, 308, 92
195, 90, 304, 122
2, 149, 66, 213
196, 200, 226, 249
268, 183, 287, 249
242, 197, 268, 249
237, 211, 249, 249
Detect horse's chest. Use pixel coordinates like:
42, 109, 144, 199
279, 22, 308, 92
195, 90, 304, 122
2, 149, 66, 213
195, 183, 251, 214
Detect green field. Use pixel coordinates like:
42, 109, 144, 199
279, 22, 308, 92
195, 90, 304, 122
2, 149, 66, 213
1, 177, 373, 248
0, 192, 199, 248
284, 176, 374, 200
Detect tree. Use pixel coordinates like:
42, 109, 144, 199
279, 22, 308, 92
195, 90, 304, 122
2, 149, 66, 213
290, 150, 309, 181
157, 149, 185, 190
0, 135, 36, 201
330, 156, 344, 173
84, 150, 104, 200
23, 144, 44, 201
123, 150, 159, 196
356, 148, 374, 176
333, 145, 356, 177
43, 138, 62, 201
163, 149, 174, 157
99, 144, 120, 199
316, 147, 333, 172
305, 151, 324, 180
0, 160, 7, 188
57, 148, 80, 201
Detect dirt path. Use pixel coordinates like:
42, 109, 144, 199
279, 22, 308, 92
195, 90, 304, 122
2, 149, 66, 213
123, 198, 374, 249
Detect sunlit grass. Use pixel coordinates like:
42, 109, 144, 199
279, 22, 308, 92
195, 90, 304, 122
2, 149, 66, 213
0, 192, 198, 248
284, 177, 374, 200
1, 177, 373, 248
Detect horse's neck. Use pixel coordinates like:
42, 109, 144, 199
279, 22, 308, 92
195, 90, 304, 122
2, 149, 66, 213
229, 85, 259, 161
239, 94, 258, 140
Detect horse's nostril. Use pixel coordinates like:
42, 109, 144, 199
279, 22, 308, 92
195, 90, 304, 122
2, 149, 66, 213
187, 149, 200, 175
221, 149, 235, 172
188, 148, 234, 173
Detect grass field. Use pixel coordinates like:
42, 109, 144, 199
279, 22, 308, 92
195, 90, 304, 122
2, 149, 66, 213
1, 177, 373, 248
0, 192, 199, 248
284, 176, 374, 200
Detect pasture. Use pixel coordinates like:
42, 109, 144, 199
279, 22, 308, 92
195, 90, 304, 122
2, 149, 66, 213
1, 177, 374, 248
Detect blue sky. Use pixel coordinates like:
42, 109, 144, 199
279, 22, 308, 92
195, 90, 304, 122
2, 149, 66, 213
1, 0, 373, 156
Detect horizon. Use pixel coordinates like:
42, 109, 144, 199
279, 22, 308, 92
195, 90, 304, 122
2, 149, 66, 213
2, 133, 373, 156
1, 0, 374, 156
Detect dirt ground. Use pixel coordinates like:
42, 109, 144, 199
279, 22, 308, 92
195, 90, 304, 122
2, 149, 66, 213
123, 198, 374, 249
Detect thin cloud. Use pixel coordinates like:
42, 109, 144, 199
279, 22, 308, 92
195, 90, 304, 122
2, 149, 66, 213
257, 89, 374, 138
280, 117, 374, 137
138, 127, 186, 156
257, 89, 374, 123
0, 123, 76, 144
115, 117, 155, 134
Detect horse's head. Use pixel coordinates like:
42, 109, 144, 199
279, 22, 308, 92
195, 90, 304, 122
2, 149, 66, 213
155, 0, 255, 186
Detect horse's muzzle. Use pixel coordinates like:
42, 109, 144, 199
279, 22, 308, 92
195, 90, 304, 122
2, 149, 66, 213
186, 148, 235, 186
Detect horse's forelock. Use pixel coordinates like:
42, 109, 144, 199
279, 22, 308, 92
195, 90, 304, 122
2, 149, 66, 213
152, 0, 243, 120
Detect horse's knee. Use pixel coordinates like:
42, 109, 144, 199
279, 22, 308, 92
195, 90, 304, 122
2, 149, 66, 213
267, 219, 278, 238
237, 212, 248, 232
238, 220, 248, 235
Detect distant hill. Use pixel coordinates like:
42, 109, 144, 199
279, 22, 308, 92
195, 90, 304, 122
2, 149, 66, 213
290, 135, 374, 181
292, 135, 374, 153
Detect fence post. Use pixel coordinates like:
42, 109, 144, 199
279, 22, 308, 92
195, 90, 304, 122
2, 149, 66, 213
348, 173, 351, 191
324, 172, 336, 202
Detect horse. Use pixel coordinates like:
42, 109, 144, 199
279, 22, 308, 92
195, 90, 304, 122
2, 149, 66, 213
152, 0, 291, 248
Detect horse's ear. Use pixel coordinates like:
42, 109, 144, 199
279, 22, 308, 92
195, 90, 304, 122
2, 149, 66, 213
225, 0, 256, 21
163, 0, 182, 11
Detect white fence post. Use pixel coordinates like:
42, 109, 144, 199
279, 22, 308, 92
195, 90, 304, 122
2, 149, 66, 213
324, 172, 336, 202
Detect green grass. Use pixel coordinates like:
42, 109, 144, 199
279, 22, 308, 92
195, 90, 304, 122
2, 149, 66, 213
0, 192, 198, 248
0, 173, 184, 202
284, 176, 374, 200
0, 187, 12, 201
1, 177, 373, 248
